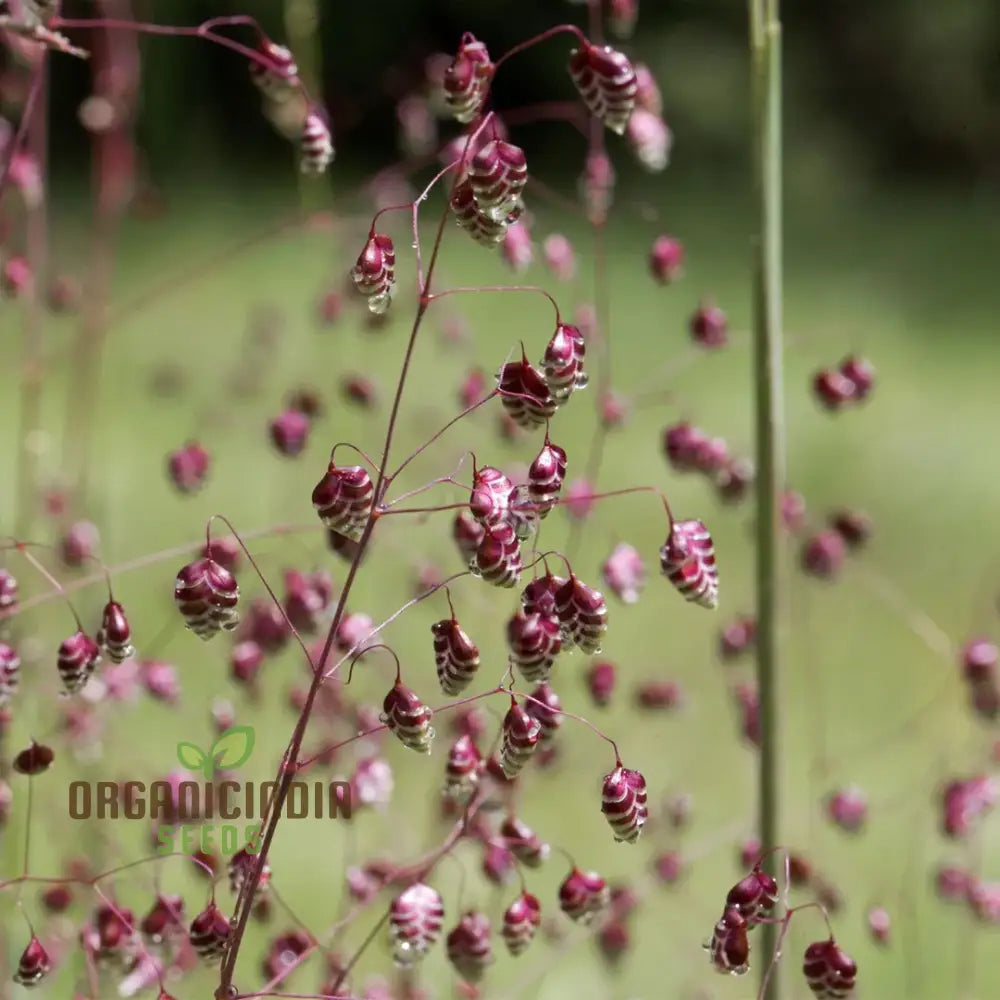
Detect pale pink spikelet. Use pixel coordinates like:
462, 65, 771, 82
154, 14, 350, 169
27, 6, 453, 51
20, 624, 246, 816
506, 608, 562, 683
578, 151, 615, 223
300, 109, 334, 174
626, 109, 672, 171
442, 34, 494, 123
558, 867, 609, 924
602, 542, 645, 604
174, 558, 240, 639
802, 939, 857, 998
350, 232, 396, 315
705, 906, 749, 975
501, 220, 533, 272
826, 785, 868, 833
650, 234, 684, 284
564, 478, 596, 520
499, 699, 542, 778
381, 682, 435, 754
475, 521, 522, 588
601, 764, 648, 843
350, 755, 394, 808
312, 463, 374, 539
659, 519, 719, 609
97, 601, 134, 663
500, 815, 550, 867
502, 892, 541, 956
524, 680, 562, 742
167, 441, 210, 493
389, 882, 444, 966
396, 94, 437, 157
445, 911, 493, 983
633, 62, 662, 115
497, 354, 558, 429
568, 42, 638, 134
541, 322, 587, 401
542, 233, 577, 282
57, 630, 101, 693
431, 616, 481, 695
607, 0, 639, 39
867, 907, 891, 945
0, 568, 18, 612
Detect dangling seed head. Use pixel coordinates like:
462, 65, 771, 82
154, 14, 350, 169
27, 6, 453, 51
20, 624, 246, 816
188, 902, 230, 962
600, 764, 648, 844
174, 558, 240, 639
502, 891, 541, 956
659, 519, 719, 609
381, 682, 435, 754
442, 34, 493, 123
98, 601, 134, 663
312, 463, 374, 539
445, 911, 494, 983
498, 700, 542, 778
431, 617, 481, 695
57, 630, 102, 693
558, 867, 609, 923
706, 906, 750, 975
350, 233, 396, 315
568, 42, 638, 135
388, 882, 444, 966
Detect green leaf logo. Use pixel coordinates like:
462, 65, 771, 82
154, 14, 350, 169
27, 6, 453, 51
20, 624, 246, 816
209, 726, 255, 775
176, 741, 209, 774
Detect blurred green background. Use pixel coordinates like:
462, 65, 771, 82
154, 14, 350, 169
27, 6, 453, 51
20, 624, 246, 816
1, 2, 999, 999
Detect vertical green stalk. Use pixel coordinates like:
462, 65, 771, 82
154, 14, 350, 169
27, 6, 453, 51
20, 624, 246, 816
750, 1, 784, 999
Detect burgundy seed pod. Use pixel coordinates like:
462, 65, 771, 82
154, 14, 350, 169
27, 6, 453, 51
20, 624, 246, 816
690, 303, 728, 348
13, 741, 54, 775
719, 616, 756, 660
506, 609, 561, 684
555, 575, 608, 653
40, 884, 72, 913
587, 661, 616, 707
189, 902, 231, 962
726, 867, 779, 927
443, 734, 482, 800
469, 464, 514, 526
442, 33, 493, 123
59, 519, 99, 567
527, 439, 567, 517
521, 572, 563, 619
499, 699, 542, 778
597, 920, 630, 966
388, 882, 444, 966
249, 40, 299, 95
498, 355, 558, 430
659, 518, 719, 609
242, 598, 289, 652
558, 867, 609, 924
453, 510, 485, 567
451, 177, 510, 247
839, 355, 875, 400
813, 369, 856, 411
826, 786, 868, 833
502, 891, 541, 956
716, 457, 755, 503
202, 536, 240, 573
830, 509, 872, 549
627, 109, 672, 172
801, 530, 846, 579
57, 629, 102, 693
481, 840, 517, 886
0, 568, 18, 611
691, 435, 730, 474
432, 617, 481, 695
601, 764, 648, 844
283, 570, 331, 634
650, 235, 684, 284
578, 151, 615, 225
654, 850, 686, 884
351, 232, 396, 315
802, 939, 857, 999
468, 140, 528, 222
167, 441, 210, 494
475, 521, 522, 588
968, 880, 1000, 923
601, 542, 645, 604
343, 375, 378, 409
14, 935, 51, 986
662, 422, 707, 473
93, 902, 137, 960
568, 42, 637, 135
541, 323, 587, 402
300, 110, 334, 174
524, 681, 563, 742
174, 558, 240, 639
0, 642, 21, 706
229, 848, 271, 900
381, 682, 435, 754
98, 601, 134, 663
140, 894, 186, 943
961, 639, 997, 683
270, 408, 311, 457
635, 679, 683, 710
706, 906, 749, 975
500, 816, 550, 867
446, 911, 493, 983
543, 233, 577, 281
312, 463, 374, 540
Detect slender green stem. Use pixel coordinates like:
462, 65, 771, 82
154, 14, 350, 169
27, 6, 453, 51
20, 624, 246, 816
750, 1, 784, 999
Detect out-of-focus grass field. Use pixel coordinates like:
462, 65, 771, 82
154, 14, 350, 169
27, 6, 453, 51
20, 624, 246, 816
1, 164, 999, 1000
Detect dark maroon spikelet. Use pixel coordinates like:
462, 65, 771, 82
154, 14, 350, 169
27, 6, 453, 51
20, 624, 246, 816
726, 867, 779, 927
57, 630, 102, 693
801, 531, 846, 579
0, 642, 21, 706
498, 354, 558, 430
706, 906, 749, 975
601, 764, 649, 844
813, 369, 856, 411
469, 464, 514, 526
468, 140, 528, 222
662, 422, 707, 472
188, 902, 231, 962
270, 408, 311, 457
173, 558, 240, 640
167, 441, 210, 493
451, 177, 513, 247
98, 601, 134, 663
312, 463, 374, 539
555, 575, 608, 653
689, 303, 728, 348
500, 815, 550, 867
228, 848, 272, 901
527, 438, 567, 517
452, 510, 485, 567
839, 355, 874, 400
14, 935, 51, 986
659, 519, 719, 609
506, 608, 561, 683
475, 521, 522, 588
541, 323, 587, 402
587, 660, 617, 707
802, 939, 857, 998
558, 867, 609, 924
498, 698, 542, 778
446, 911, 494, 983
140, 894, 186, 943
13, 741, 54, 775
524, 681, 563, 742
443, 33, 493, 123
350, 232, 396, 315
443, 734, 482, 801
521, 573, 563, 619
432, 616, 481, 695
568, 42, 637, 134
381, 682, 435, 754
502, 891, 541, 956
829, 509, 872, 549
388, 882, 444, 966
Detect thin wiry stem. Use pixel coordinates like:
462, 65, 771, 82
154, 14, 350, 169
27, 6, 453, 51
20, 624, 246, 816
750, 1, 784, 998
